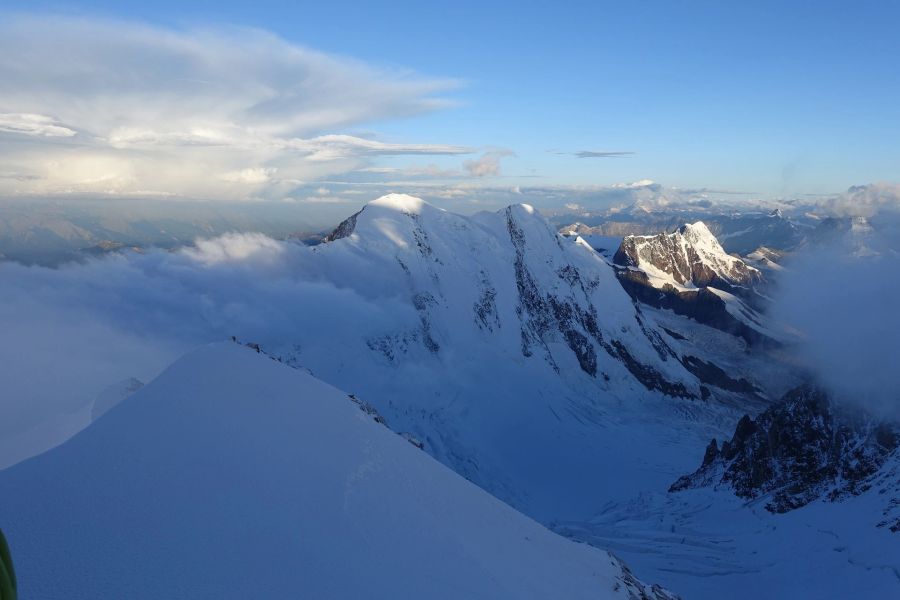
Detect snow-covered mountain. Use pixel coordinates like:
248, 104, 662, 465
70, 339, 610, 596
808, 214, 893, 257
90, 376, 143, 421
268, 195, 739, 516
303, 194, 707, 402
5, 193, 893, 599
284, 195, 897, 599
0, 341, 677, 599
614, 222, 761, 291
553, 204, 812, 256
743, 246, 784, 274
609, 222, 781, 346
558, 449, 900, 600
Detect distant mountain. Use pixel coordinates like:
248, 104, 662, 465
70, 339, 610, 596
614, 222, 761, 290
808, 215, 887, 257
553, 204, 812, 256
608, 222, 779, 346
0, 342, 676, 599
712, 209, 808, 255
743, 246, 785, 274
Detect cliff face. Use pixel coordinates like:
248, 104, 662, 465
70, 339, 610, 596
671, 386, 899, 526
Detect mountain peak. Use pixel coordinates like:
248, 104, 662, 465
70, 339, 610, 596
325, 194, 440, 242
677, 221, 723, 252
368, 193, 435, 214
615, 221, 760, 290
678, 220, 714, 237
505, 202, 538, 218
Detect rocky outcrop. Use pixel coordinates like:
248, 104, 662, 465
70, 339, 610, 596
614, 222, 761, 291
670, 386, 899, 518
324, 208, 362, 242
679, 355, 762, 397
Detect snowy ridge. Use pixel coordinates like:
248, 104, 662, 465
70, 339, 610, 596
0, 342, 677, 599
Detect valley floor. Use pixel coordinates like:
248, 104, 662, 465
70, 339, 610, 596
558, 485, 899, 599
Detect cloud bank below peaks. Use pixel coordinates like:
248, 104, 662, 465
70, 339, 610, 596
0, 231, 419, 465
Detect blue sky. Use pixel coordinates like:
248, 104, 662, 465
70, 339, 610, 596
2, 1, 899, 202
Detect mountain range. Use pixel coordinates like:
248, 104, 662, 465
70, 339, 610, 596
1, 193, 896, 599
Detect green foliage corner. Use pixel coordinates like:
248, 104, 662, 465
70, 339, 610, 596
0, 529, 16, 600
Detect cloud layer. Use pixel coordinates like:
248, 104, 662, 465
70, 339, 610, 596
0, 232, 419, 465
819, 182, 900, 218
0, 15, 468, 198
773, 186, 900, 418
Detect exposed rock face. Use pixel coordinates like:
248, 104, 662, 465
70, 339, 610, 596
614, 222, 761, 291
324, 208, 361, 242
611, 222, 776, 346
678, 355, 762, 397
671, 386, 900, 519
615, 270, 772, 346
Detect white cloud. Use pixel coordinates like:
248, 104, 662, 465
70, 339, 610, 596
185, 232, 285, 265
0, 113, 77, 137
0, 234, 418, 464
464, 150, 514, 178
356, 163, 466, 179
772, 222, 900, 418
288, 134, 471, 162
294, 195, 355, 204
819, 182, 900, 217
611, 179, 657, 189
0, 15, 468, 199
220, 167, 276, 184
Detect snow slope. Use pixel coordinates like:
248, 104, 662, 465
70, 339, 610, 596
558, 482, 900, 600
0, 342, 675, 599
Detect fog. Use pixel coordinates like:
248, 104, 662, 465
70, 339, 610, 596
772, 204, 900, 418
0, 233, 417, 466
